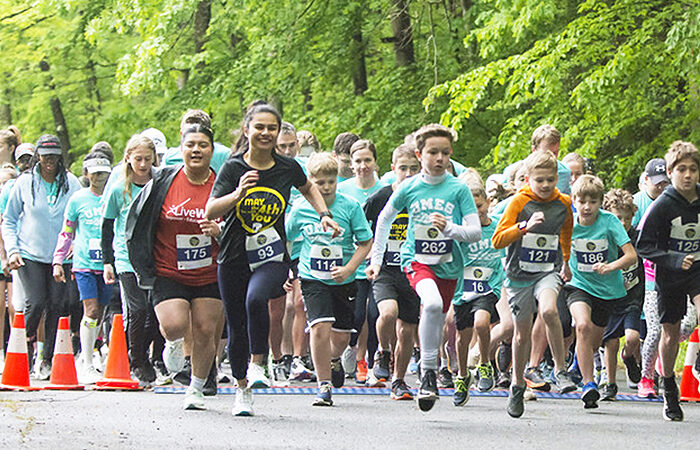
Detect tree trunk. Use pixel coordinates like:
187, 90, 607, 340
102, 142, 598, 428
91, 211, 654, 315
194, 0, 212, 70
390, 0, 414, 66
0, 80, 10, 126
350, 5, 368, 95
39, 60, 71, 166
303, 87, 313, 112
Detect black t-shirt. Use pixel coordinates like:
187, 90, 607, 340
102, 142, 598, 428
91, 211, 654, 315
210, 152, 307, 265
363, 184, 409, 269
616, 227, 645, 313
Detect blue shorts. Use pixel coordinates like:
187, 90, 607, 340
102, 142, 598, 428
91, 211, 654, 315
74, 271, 113, 306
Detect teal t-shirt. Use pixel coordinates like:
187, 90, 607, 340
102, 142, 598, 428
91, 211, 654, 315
389, 174, 478, 280
454, 217, 505, 305
163, 142, 230, 173
286, 192, 373, 286
631, 190, 654, 228
557, 160, 571, 195
337, 178, 386, 280
64, 188, 105, 271
491, 196, 512, 219
568, 210, 630, 300
41, 179, 59, 206
102, 181, 144, 274
0, 178, 16, 214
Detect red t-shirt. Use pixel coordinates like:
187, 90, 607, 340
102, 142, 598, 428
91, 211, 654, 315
154, 169, 219, 285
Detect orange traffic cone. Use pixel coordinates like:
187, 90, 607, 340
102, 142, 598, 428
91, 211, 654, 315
95, 314, 141, 390
44, 317, 84, 390
680, 327, 700, 402
0, 313, 40, 391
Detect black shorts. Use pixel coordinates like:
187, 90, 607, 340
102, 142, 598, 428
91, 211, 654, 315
0, 272, 11, 282
454, 292, 500, 331
300, 278, 356, 332
289, 258, 299, 279
372, 266, 420, 324
603, 307, 642, 342
657, 270, 700, 324
563, 285, 619, 328
152, 276, 221, 306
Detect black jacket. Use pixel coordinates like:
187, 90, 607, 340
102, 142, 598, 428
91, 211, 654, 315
125, 166, 181, 289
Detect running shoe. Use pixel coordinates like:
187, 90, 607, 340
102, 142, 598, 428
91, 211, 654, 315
173, 357, 192, 386
163, 338, 186, 374
390, 379, 413, 400
438, 366, 454, 388
524, 366, 550, 392
355, 359, 368, 384
290, 356, 315, 382
417, 369, 439, 412
183, 386, 206, 410
77, 364, 102, 385
33, 359, 51, 381
637, 377, 657, 398
476, 364, 495, 392
495, 343, 512, 373
133, 361, 157, 384
313, 382, 333, 406
581, 382, 600, 409
282, 354, 293, 376
373, 350, 391, 382
341, 346, 356, 378
453, 372, 473, 407
553, 369, 577, 394
662, 378, 683, 421
524, 386, 537, 402
0, 356, 4, 375
366, 370, 386, 388
507, 384, 526, 418
409, 347, 420, 375
692, 349, 700, 393
622, 349, 641, 386
72, 335, 81, 356
233, 387, 254, 416
154, 360, 173, 387
496, 369, 512, 388
272, 360, 289, 386
600, 382, 618, 401
247, 363, 271, 389
203, 362, 217, 396
331, 357, 345, 388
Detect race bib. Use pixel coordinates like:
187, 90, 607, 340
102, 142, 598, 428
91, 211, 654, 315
669, 216, 700, 259
572, 239, 609, 273
519, 233, 558, 272
386, 213, 408, 267
309, 244, 343, 280
246, 227, 285, 271
622, 260, 640, 291
176, 234, 212, 270
88, 238, 102, 263
462, 266, 493, 300
414, 224, 453, 265
386, 239, 402, 266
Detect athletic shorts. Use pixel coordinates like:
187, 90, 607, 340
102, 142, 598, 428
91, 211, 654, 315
0, 272, 11, 282
372, 266, 420, 324
300, 278, 356, 332
289, 258, 299, 279
74, 271, 113, 306
152, 276, 221, 306
505, 272, 561, 321
454, 292, 500, 331
563, 285, 621, 328
603, 307, 642, 342
404, 261, 457, 314
657, 270, 700, 324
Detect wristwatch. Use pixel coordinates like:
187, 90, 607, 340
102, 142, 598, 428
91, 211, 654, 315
518, 221, 528, 233
320, 211, 333, 220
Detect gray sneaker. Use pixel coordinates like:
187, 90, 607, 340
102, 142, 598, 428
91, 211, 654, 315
507, 384, 526, 418
476, 364, 495, 392
553, 369, 577, 394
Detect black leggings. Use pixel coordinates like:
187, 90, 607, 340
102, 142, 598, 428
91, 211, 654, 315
19, 259, 70, 361
218, 261, 287, 380
119, 272, 160, 367
349, 279, 379, 368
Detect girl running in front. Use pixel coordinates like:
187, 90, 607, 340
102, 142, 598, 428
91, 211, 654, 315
2, 134, 81, 379
367, 124, 481, 412
128, 124, 223, 410
52, 153, 113, 384
205, 103, 339, 417
101, 134, 158, 384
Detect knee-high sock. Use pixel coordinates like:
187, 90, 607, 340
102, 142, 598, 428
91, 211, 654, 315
416, 279, 446, 371
80, 316, 99, 368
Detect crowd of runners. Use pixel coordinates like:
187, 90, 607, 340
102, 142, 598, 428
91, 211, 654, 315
0, 105, 698, 422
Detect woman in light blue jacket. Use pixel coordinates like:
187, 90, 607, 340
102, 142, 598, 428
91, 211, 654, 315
1, 134, 81, 379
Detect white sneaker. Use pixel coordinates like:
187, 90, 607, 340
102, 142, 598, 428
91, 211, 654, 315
34, 359, 52, 381
0, 355, 4, 375
233, 387, 254, 416
341, 346, 356, 378
78, 364, 102, 385
183, 386, 206, 410
163, 338, 185, 374
247, 363, 270, 389
367, 371, 386, 388
290, 357, 315, 382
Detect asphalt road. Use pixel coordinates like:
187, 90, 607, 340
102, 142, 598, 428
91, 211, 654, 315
1, 377, 698, 449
